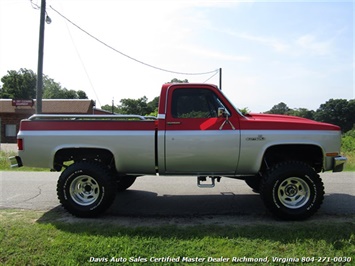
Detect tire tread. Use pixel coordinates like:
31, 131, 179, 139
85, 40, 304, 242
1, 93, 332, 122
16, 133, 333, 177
260, 160, 324, 220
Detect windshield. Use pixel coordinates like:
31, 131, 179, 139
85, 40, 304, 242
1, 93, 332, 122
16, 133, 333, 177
218, 89, 247, 118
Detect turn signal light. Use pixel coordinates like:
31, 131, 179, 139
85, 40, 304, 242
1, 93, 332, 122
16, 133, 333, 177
326, 152, 339, 157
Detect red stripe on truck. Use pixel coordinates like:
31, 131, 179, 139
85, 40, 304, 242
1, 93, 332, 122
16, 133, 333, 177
20, 120, 156, 131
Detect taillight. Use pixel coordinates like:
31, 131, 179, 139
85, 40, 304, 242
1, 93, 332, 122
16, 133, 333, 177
17, 139, 23, 151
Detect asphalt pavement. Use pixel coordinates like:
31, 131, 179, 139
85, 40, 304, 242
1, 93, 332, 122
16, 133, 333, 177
1, 171, 354, 219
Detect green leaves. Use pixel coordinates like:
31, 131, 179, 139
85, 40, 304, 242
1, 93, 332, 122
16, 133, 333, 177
315, 99, 355, 132
266, 99, 355, 132
101, 96, 159, 116
0, 68, 88, 100
0, 69, 36, 99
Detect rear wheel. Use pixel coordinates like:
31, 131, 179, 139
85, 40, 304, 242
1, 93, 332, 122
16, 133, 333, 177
57, 161, 117, 218
260, 161, 324, 220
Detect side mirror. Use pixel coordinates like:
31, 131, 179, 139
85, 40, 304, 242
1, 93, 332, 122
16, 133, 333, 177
218, 107, 227, 117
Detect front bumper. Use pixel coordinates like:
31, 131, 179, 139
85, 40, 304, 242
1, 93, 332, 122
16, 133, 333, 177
333, 156, 347, 172
9, 156, 23, 168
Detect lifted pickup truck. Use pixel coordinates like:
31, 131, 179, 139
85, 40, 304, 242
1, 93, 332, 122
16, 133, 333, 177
10, 83, 347, 220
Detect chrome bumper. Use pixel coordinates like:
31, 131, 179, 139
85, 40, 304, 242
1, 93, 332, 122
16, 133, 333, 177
333, 156, 347, 172
9, 156, 23, 168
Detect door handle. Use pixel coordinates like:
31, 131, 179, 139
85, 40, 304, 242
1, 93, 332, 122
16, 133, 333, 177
167, 122, 181, 125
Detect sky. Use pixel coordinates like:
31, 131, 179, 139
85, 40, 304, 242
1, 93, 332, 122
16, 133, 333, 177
0, 0, 353, 113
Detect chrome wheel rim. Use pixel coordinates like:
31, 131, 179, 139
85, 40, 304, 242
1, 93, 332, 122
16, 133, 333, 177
69, 175, 100, 206
277, 177, 310, 209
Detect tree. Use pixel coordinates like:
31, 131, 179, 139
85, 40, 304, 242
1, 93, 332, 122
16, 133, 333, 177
77, 90, 88, 99
118, 96, 150, 115
314, 99, 355, 132
43, 75, 88, 99
265, 102, 290, 115
147, 96, 159, 116
239, 107, 250, 115
100, 104, 119, 114
166, 78, 189, 83
101, 96, 159, 116
0, 68, 36, 99
0, 69, 88, 100
342, 129, 355, 153
287, 108, 315, 120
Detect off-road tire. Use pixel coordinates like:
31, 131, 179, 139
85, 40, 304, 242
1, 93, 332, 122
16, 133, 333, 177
57, 161, 117, 218
260, 161, 324, 220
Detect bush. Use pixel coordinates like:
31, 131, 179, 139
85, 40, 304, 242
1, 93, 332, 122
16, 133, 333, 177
341, 130, 355, 171
342, 130, 355, 153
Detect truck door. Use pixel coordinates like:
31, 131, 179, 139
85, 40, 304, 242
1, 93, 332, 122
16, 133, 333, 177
165, 86, 240, 174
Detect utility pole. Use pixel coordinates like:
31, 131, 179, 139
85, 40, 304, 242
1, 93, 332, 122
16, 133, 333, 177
36, 0, 46, 114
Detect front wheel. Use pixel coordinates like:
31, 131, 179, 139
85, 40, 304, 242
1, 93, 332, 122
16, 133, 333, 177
57, 161, 117, 218
260, 161, 324, 220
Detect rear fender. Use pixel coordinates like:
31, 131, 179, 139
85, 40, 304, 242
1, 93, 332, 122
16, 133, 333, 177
53, 146, 114, 171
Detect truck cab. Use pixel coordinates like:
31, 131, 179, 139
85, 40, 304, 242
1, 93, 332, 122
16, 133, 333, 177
157, 83, 240, 175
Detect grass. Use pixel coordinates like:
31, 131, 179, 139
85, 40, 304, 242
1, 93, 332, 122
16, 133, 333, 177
343, 151, 355, 171
0, 209, 354, 265
0, 150, 49, 172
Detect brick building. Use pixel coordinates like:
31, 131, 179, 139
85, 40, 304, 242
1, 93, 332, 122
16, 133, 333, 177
0, 99, 110, 143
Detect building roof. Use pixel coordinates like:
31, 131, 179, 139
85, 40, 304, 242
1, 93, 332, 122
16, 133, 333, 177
0, 99, 95, 114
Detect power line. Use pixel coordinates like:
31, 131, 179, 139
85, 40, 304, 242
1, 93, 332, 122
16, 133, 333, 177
29, 0, 40, 10
203, 70, 219, 83
64, 18, 102, 107
50, 5, 219, 76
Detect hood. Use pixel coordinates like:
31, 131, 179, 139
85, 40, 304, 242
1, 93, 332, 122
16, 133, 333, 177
239, 113, 340, 131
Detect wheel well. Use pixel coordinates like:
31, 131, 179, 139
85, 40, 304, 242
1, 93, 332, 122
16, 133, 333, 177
262, 145, 323, 173
53, 148, 114, 171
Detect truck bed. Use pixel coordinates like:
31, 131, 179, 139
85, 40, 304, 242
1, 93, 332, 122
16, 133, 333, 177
17, 115, 157, 174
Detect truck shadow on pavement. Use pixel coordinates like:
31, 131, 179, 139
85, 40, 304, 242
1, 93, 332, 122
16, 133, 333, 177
107, 189, 266, 217
36, 190, 355, 230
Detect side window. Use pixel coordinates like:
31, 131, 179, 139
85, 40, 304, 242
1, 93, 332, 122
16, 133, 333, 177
171, 89, 227, 118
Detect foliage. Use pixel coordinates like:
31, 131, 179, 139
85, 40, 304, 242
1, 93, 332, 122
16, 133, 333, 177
266, 99, 355, 133
315, 99, 355, 132
239, 107, 250, 115
342, 150, 355, 171
265, 102, 290, 115
43, 76, 87, 99
166, 78, 189, 83
101, 96, 159, 116
341, 130, 355, 171
343, 129, 355, 138
119, 96, 151, 115
342, 130, 355, 153
0, 209, 354, 265
0, 69, 36, 99
179, 111, 211, 118
0, 68, 88, 100
287, 108, 315, 120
